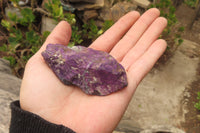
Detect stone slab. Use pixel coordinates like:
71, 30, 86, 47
83, 10, 98, 21
41, 16, 57, 34
72, 0, 104, 10
5, 7, 22, 19
0, 59, 21, 133
132, 0, 150, 8
1, 38, 199, 132
117, 39, 199, 131
100, 1, 137, 22
0, 59, 21, 95
68, 0, 96, 3
140, 125, 185, 133
0, 89, 18, 133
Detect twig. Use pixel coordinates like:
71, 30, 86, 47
31, 0, 34, 9
20, 6, 51, 17
0, 0, 6, 19
0, 30, 6, 36
16, 49, 31, 53
33, 7, 51, 17
189, 2, 200, 29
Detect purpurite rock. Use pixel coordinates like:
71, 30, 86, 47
42, 44, 128, 96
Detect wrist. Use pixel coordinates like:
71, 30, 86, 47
10, 101, 75, 133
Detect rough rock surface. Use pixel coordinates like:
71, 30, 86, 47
100, 1, 137, 22
132, 0, 150, 8
0, 59, 21, 96
83, 10, 98, 21
140, 125, 185, 133
67, 0, 96, 3
42, 44, 128, 96
41, 16, 57, 33
70, 0, 104, 10
0, 59, 21, 133
115, 39, 198, 132
5, 7, 22, 19
0, 38, 197, 133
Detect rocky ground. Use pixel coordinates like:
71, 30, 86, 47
115, 39, 199, 133
1, 39, 197, 133
0, 59, 20, 133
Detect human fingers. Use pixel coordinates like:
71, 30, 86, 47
121, 17, 167, 69
128, 39, 167, 88
89, 11, 140, 52
36, 21, 72, 56
110, 8, 160, 61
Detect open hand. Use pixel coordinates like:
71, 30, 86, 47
20, 8, 167, 133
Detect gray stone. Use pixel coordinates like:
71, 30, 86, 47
67, 0, 96, 3
61, 2, 76, 12
178, 39, 199, 58
140, 125, 186, 133
113, 131, 126, 133
99, 7, 111, 21
116, 119, 142, 133
18, 0, 29, 6
104, 0, 115, 7
0, 59, 12, 74
41, 16, 57, 34
111, 1, 137, 22
100, 1, 137, 22
0, 89, 18, 133
71, 0, 104, 10
0, 58, 21, 133
83, 10, 98, 21
5, 7, 22, 19
132, 0, 150, 9
119, 39, 199, 129
0, 59, 21, 95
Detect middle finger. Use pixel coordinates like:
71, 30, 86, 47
109, 8, 160, 61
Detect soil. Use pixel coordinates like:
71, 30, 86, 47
175, 3, 200, 133
176, 4, 200, 43
181, 62, 200, 133
0, 25, 8, 57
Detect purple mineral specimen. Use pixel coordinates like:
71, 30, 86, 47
42, 44, 128, 96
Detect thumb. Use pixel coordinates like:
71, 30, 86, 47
36, 21, 72, 56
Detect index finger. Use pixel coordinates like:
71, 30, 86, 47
89, 11, 140, 52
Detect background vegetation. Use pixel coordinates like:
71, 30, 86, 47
0, 0, 113, 77
0, 0, 193, 77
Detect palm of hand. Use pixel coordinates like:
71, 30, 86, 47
20, 8, 167, 133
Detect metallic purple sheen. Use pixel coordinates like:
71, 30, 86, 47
42, 44, 128, 96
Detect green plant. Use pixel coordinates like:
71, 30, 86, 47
185, 0, 199, 8
2, 8, 35, 30
0, 0, 114, 77
82, 20, 114, 41
82, 19, 103, 40
44, 0, 76, 24
194, 92, 200, 111
44, 0, 64, 19
68, 26, 83, 47
102, 20, 114, 31
150, 0, 184, 56
0, 0, 78, 77
0, 3, 49, 76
